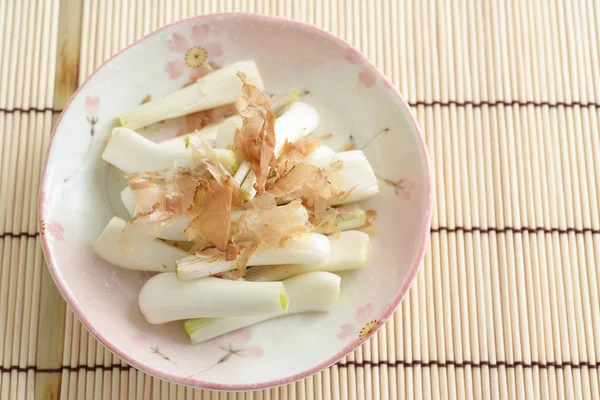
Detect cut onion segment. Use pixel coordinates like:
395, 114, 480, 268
120, 187, 308, 242
184, 271, 341, 343
92, 216, 187, 271
232, 160, 252, 185
310, 145, 335, 160
159, 119, 232, 151
117, 60, 263, 130
271, 102, 321, 156
240, 101, 320, 200
244, 230, 371, 282
120, 186, 137, 216
176, 232, 330, 280
214, 116, 243, 149
122, 186, 367, 245
158, 115, 243, 151
139, 272, 288, 324
313, 204, 367, 234
158, 90, 300, 152
311, 150, 379, 205
119, 187, 191, 241
102, 127, 238, 174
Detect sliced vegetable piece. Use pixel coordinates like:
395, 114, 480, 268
158, 119, 230, 150
92, 216, 186, 271
240, 101, 320, 200
102, 127, 237, 174
214, 116, 243, 149
159, 90, 300, 152
271, 102, 321, 157
313, 204, 367, 234
184, 271, 341, 343
268, 89, 301, 115
176, 232, 330, 280
138, 272, 287, 324
311, 150, 379, 205
232, 160, 252, 185
117, 60, 263, 130
119, 187, 190, 241
244, 230, 371, 281
121, 186, 307, 242
309, 145, 335, 160
120, 185, 137, 216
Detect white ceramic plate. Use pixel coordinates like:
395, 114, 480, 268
40, 13, 431, 390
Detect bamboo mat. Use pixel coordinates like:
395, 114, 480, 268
1, 0, 599, 398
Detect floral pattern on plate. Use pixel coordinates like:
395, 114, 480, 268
338, 302, 391, 341
164, 24, 223, 81
345, 49, 378, 88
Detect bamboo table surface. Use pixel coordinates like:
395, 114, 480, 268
1, 0, 600, 398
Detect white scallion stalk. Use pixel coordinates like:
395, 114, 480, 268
214, 116, 243, 149
176, 232, 329, 280
120, 186, 137, 216
312, 150, 379, 205
184, 271, 341, 344
271, 102, 321, 156
237, 143, 334, 201
232, 160, 252, 185
155, 216, 190, 242
121, 186, 307, 242
117, 61, 263, 130
159, 90, 300, 152
313, 205, 367, 234
244, 230, 370, 282
230, 206, 309, 243
240, 101, 320, 200
120, 187, 191, 241
158, 118, 239, 150
139, 272, 288, 324
92, 217, 187, 271
237, 162, 253, 201
102, 127, 238, 174
310, 145, 335, 160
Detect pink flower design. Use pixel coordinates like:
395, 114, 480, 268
356, 303, 374, 324
64, 94, 100, 183
132, 333, 148, 344
397, 180, 414, 200
164, 59, 187, 80
205, 327, 265, 368
46, 221, 64, 241
164, 24, 223, 80
243, 347, 264, 358
345, 49, 378, 88
337, 324, 355, 339
147, 328, 264, 378
85, 96, 100, 117
337, 303, 391, 341
358, 68, 377, 88
376, 175, 414, 200
345, 50, 363, 65
84, 96, 100, 136
226, 327, 252, 346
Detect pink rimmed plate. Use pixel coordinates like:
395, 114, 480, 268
39, 13, 431, 391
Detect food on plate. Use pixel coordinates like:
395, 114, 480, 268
139, 272, 288, 324
95, 60, 380, 344
117, 60, 263, 130
243, 230, 371, 282
184, 271, 341, 344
